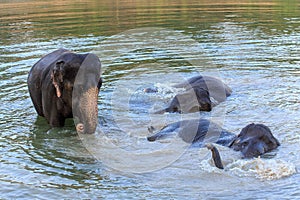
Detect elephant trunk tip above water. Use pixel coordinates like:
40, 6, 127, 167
27, 48, 102, 134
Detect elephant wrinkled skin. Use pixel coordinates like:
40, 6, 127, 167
154, 75, 232, 114
147, 119, 280, 162
27, 48, 102, 134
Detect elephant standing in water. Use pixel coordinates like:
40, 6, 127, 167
27, 48, 102, 134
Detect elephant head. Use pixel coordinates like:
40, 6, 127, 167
229, 123, 280, 158
166, 87, 212, 113
71, 53, 102, 134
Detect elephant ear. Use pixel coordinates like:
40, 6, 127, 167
51, 60, 65, 98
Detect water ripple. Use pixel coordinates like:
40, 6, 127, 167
0, 0, 300, 199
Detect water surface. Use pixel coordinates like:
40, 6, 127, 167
0, 0, 299, 199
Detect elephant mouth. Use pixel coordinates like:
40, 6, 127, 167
76, 123, 85, 134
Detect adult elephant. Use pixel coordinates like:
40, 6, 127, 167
27, 48, 102, 134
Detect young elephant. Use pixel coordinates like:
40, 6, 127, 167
147, 119, 280, 168
27, 48, 102, 134
228, 123, 280, 158
155, 75, 232, 114
147, 119, 236, 147
155, 87, 212, 114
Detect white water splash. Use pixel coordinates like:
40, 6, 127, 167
253, 158, 296, 180
199, 144, 296, 180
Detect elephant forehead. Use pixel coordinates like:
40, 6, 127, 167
237, 135, 258, 144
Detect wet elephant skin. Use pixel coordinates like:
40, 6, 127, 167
27, 48, 102, 134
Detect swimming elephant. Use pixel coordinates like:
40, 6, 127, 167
155, 87, 212, 113
228, 123, 280, 158
147, 119, 280, 168
147, 119, 236, 146
27, 48, 102, 134
154, 75, 232, 114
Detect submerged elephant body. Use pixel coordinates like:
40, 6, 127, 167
155, 75, 232, 114
147, 119, 236, 147
161, 87, 212, 113
173, 75, 232, 100
147, 119, 280, 159
27, 48, 102, 134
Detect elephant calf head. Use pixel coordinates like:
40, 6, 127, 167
229, 123, 280, 158
158, 87, 212, 114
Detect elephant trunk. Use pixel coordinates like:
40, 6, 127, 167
71, 53, 102, 134
74, 87, 99, 134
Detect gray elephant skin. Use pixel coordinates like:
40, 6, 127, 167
147, 119, 280, 159
154, 75, 232, 114
27, 48, 102, 134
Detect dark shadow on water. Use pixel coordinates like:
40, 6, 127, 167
31, 116, 77, 138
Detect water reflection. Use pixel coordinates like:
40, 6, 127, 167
1, 0, 300, 43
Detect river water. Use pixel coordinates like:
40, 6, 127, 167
0, 0, 299, 199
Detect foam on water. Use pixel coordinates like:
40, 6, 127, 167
198, 144, 296, 180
